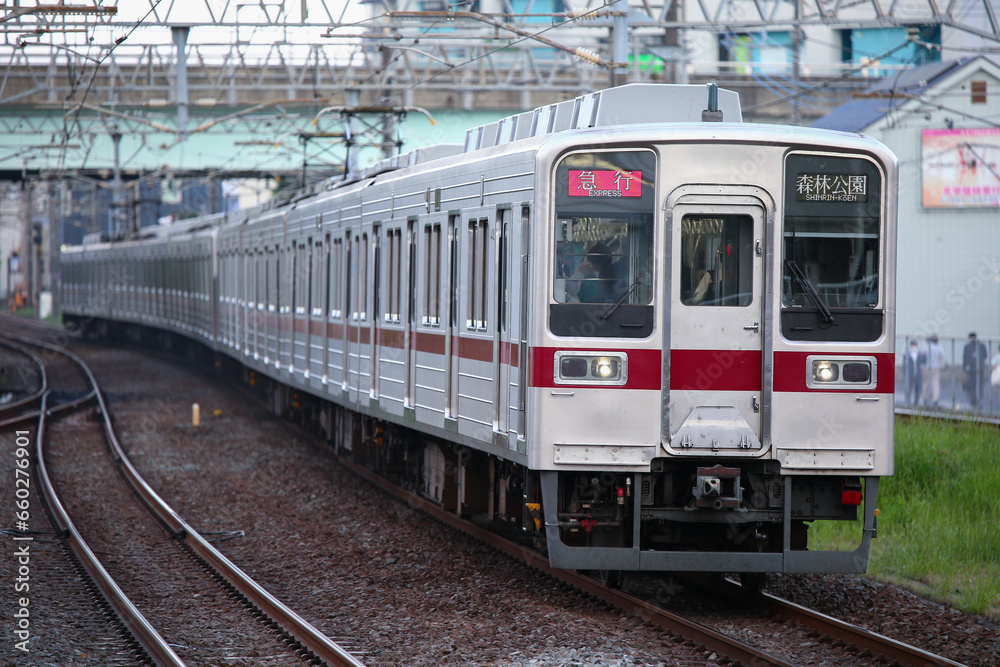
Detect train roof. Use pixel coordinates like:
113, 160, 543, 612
360, 83, 741, 181
464, 83, 742, 152
68, 85, 793, 250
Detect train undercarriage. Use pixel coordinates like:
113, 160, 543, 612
260, 367, 876, 577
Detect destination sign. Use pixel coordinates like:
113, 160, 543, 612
568, 170, 642, 198
796, 173, 868, 202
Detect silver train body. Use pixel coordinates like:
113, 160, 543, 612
62, 84, 897, 575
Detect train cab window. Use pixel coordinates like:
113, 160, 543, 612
782, 217, 879, 310
781, 153, 883, 342
550, 150, 655, 338
680, 214, 754, 307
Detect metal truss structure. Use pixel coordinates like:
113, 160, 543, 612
1, 0, 998, 179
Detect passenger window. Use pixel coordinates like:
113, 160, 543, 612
680, 214, 754, 307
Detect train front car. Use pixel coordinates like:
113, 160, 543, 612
529, 87, 897, 576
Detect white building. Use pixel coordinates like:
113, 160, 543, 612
813, 56, 1000, 344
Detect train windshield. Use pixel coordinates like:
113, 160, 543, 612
782, 216, 879, 309
552, 151, 655, 306
554, 215, 654, 305
781, 153, 884, 342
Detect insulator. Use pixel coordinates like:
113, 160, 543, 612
573, 47, 602, 65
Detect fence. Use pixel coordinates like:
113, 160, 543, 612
896, 334, 1000, 417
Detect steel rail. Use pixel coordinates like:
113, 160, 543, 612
345, 452, 971, 666
11, 331, 366, 667
53, 339, 366, 667
336, 456, 797, 667
744, 583, 968, 667
32, 390, 186, 667
0, 337, 47, 413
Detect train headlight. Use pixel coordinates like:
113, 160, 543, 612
806, 356, 876, 389
812, 360, 839, 383
593, 357, 618, 379
555, 351, 628, 385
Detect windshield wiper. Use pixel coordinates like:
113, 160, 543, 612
785, 259, 836, 325
599, 276, 642, 320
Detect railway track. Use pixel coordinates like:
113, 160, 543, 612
744, 582, 966, 666
335, 452, 970, 667
3, 317, 990, 665
2, 335, 165, 665
0, 329, 365, 667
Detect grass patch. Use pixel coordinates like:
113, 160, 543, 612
811, 417, 1000, 618
8, 307, 61, 325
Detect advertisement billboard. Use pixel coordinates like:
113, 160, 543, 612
921, 128, 1000, 208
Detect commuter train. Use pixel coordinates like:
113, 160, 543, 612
62, 83, 897, 581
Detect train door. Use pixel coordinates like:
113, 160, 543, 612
515, 205, 531, 449
404, 218, 416, 411
278, 244, 287, 369
358, 229, 371, 400
255, 250, 264, 360
493, 208, 512, 446
341, 231, 351, 393
346, 233, 358, 402
346, 230, 371, 403
266, 246, 277, 365
370, 225, 381, 398
319, 234, 331, 385
459, 210, 492, 436
382, 225, 404, 408
418, 219, 444, 416
291, 241, 304, 373
328, 236, 344, 388
666, 199, 767, 454
245, 249, 254, 357
445, 215, 459, 421
304, 239, 314, 378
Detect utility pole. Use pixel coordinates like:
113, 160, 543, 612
611, 0, 629, 87
21, 180, 34, 309
791, 0, 803, 125
345, 89, 361, 176
111, 129, 126, 236
173, 26, 190, 140
47, 177, 60, 318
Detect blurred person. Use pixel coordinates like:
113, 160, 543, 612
923, 334, 946, 406
566, 241, 616, 303
962, 332, 989, 408
991, 348, 1000, 409
902, 340, 926, 406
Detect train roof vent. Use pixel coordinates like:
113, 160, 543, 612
465, 83, 742, 152
360, 143, 464, 179
406, 143, 464, 165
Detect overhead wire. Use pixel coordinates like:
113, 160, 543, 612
326, 4, 613, 96
742, 38, 924, 114
718, 28, 826, 112
57, 0, 164, 172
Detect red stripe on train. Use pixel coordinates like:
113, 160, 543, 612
772, 351, 894, 394
669, 349, 762, 392
531, 347, 662, 390
531, 348, 895, 394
